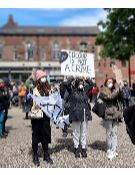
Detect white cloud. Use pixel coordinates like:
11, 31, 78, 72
60, 9, 107, 26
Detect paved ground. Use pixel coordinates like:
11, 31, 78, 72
0, 106, 135, 168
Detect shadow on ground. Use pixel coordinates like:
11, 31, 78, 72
28, 137, 74, 157
88, 140, 106, 152
7, 115, 13, 119
6, 126, 17, 132
100, 120, 106, 129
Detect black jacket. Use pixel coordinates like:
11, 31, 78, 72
61, 78, 93, 122
123, 105, 135, 144
0, 88, 9, 111
60, 82, 71, 115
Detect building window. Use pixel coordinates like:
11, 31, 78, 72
80, 42, 88, 52
13, 46, 18, 60
110, 58, 115, 67
0, 43, 3, 59
52, 41, 60, 60
40, 47, 46, 61
98, 61, 101, 67
121, 60, 126, 67
91, 46, 95, 53
26, 42, 34, 61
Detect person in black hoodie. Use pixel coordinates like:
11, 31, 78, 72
0, 79, 8, 138
61, 76, 93, 158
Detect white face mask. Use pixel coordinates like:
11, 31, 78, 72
108, 83, 113, 89
40, 77, 46, 83
79, 84, 84, 89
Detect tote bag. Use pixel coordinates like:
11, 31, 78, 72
92, 97, 106, 118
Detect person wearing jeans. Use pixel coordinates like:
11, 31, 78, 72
0, 79, 8, 138
99, 77, 123, 160
72, 116, 88, 151
105, 120, 118, 157
0, 110, 5, 138
61, 77, 93, 158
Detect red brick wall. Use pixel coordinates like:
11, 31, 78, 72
0, 35, 96, 61
0, 35, 135, 86
95, 56, 135, 87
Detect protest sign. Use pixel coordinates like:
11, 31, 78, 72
60, 50, 95, 77
112, 65, 123, 85
28, 91, 70, 129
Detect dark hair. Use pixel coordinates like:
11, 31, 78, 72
104, 77, 116, 87
36, 79, 51, 96
74, 78, 84, 88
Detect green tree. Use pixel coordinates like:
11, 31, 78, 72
96, 8, 135, 86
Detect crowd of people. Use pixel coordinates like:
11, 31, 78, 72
0, 70, 135, 167
0, 77, 34, 138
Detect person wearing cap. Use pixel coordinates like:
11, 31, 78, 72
30, 70, 53, 167
0, 79, 8, 138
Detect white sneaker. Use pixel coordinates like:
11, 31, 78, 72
107, 150, 115, 160
107, 149, 111, 154
113, 151, 118, 157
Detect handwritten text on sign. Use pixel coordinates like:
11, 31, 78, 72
60, 50, 95, 77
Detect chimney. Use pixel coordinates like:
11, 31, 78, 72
2, 15, 17, 28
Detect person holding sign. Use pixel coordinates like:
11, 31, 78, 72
98, 77, 123, 160
61, 76, 93, 158
30, 70, 53, 167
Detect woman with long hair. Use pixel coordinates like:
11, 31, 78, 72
99, 77, 123, 160
30, 70, 53, 167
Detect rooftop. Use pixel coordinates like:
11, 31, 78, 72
0, 15, 100, 36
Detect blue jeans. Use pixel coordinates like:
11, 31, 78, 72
0, 110, 5, 135
104, 120, 118, 152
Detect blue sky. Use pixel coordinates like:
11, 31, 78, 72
0, 8, 107, 27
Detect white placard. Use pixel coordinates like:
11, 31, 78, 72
60, 50, 95, 77
112, 65, 123, 85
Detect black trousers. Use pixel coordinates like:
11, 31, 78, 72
31, 114, 51, 154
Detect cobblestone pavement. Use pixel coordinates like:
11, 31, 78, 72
0, 107, 135, 168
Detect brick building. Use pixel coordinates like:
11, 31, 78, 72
0, 15, 135, 86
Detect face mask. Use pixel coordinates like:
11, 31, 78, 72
40, 77, 46, 83
79, 84, 84, 89
108, 83, 113, 89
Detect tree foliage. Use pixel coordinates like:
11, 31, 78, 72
96, 9, 135, 60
